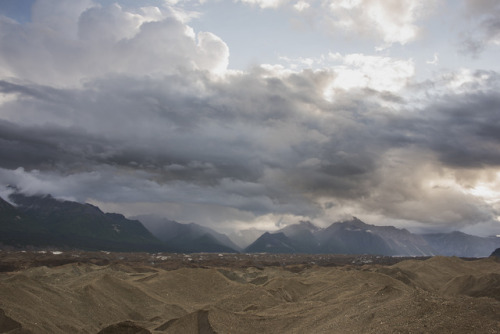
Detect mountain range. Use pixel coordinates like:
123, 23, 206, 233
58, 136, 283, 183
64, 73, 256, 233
133, 215, 241, 253
244, 218, 500, 257
1, 192, 500, 257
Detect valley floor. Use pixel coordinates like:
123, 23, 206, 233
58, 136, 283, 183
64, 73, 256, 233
0, 251, 499, 333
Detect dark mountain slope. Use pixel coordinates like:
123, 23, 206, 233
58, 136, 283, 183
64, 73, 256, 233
317, 219, 394, 255
244, 232, 298, 254
368, 224, 433, 256
4, 192, 499, 257
1, 193, 168, 252
316, 218, 435, 256
277, 221, 320, 253
246, 218, 430, 256
244, 221, 322, 254
245, 219, 399, 255
136, 216, 240, 253
422, 231, 500, 257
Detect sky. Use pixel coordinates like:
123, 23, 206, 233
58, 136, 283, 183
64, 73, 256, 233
0, 0, 500, 236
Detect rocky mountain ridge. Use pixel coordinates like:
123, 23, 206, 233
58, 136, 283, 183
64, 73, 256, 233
2, 193, 500, 257
133, 215, 241, 253
245, 218, 500, 257
0, 193, 168, 252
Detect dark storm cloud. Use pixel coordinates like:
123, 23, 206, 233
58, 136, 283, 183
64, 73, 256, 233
428, 94, 500, 168
0, 72, 303, 203
386, 72, 500, 169
0, 120, 76, 170
2, 66, 500, 227
0, 80, 67, 102
0, 68, 383, 216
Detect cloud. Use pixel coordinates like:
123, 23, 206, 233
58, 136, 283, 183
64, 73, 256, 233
277, 53, 415, 100
0, 0, 499, 234
233, 0, 434, 47
0, 1, 228, 86
31, 0, 95, 38
293, 1, 310, 12
426, 53, 438, 65
331, 53, 415, 92
328, 0, 429, 47
236, 0, 289, 9
3, 66, 499, 231
354, 149, 497, 229
463, 0, 500, 16
458, 0, 500, 56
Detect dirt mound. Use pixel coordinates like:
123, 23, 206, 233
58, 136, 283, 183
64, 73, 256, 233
391, 256, 500, 291
97, 321, 151, 334
374, 266, 417, 286
1, 252, 500, 333
441, 273, 500, 300
155, 310, 216, 333
217, 268, 268, 285
0, 308, 23, 333
263, 277, 312, 302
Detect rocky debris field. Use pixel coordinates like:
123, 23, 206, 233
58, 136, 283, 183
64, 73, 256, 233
0, 250, 499, 333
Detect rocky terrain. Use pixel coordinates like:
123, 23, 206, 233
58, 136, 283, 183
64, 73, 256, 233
1, 251, 500, 333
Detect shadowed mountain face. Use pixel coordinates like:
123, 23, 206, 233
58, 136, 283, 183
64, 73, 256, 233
134, 215, 241, 253
0, 193, 168, 252
317, 222, 394, 255
422, 232, 500, 258
2, 193, 500, 257
245, 218, 424, 256
2, 194, 241, 253
245, 218, 500, 257
243, 220, 358, 255
0, 196, 35, 231
316, 218, 436, 256
279, 221, 320, 254
244, 232, 297, 254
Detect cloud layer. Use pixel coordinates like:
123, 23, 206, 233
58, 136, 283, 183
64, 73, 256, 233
237, 0, 434, 47
0, 0, 499, 234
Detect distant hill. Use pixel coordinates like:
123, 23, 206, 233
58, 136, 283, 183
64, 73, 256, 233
243, 221, 324, 254
316, 219, 395, 255
245, 218, 429, 256
279, 221, 321, 253
316, 218, 434, 256
135, 215, 240, 253
245, 218, 500, 257
422, 231, 500, 258
244, 232, 298, 254
0, 193, 169, 252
